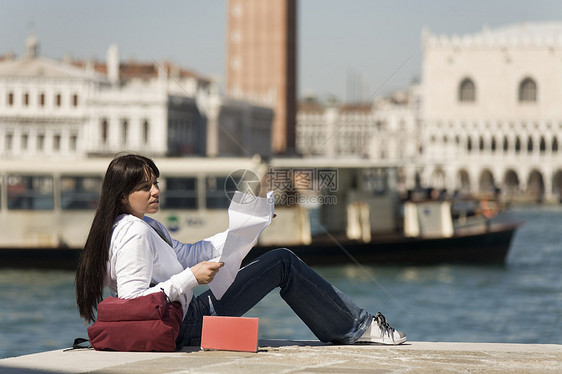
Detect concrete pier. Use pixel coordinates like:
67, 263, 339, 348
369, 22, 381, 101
0, 340, 560, 373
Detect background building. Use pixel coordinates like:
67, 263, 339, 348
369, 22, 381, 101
226, 0, 297, 154
295, 21, 562, 203
296, 87, 421, 195
0, 33, 273, 160
421, 22, 562, 202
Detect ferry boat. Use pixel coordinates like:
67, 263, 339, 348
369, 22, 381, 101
248, 158, 522, 266
0, 157, 522, 268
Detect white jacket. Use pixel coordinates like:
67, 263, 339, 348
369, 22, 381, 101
105, 214, 228, 313
104, 192, 274, 314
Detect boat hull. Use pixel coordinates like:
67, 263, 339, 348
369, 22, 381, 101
0, 247, 81, 270
245, 223, 522, 266
0, 223, 520, 269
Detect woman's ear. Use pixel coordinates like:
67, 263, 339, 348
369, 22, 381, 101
120, 195, 129, 214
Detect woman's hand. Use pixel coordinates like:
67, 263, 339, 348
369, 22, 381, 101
191, 261, 224, 284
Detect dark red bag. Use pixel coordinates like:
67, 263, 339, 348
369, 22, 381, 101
87, 291, 183, 351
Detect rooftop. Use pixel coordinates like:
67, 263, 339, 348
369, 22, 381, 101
0, 33, 210, 83
423, 21, 562, 49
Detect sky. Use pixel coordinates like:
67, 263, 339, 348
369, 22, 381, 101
1, 0, 561, 101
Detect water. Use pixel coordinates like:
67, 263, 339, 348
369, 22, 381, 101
1, 205, 561, 359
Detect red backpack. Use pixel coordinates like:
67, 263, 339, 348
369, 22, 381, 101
87, 291, 183, 351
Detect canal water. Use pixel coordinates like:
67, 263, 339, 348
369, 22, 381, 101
1, 205, 561, 359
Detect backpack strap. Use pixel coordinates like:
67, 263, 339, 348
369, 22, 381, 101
63, 337, 92, 351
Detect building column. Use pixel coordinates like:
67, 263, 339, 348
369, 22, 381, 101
542, 166, 554, 202
325, 107, 338, 157
205, 96, 221, 157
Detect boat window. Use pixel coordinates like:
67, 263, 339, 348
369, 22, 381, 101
61, 176, 102, 210
7, 175, 54, 210
162, 177, 197, 209
206, 176, 238, 209
362, 168, 387, 195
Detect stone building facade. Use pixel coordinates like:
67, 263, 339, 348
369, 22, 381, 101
421, 22, 562, 202
0, 34, 272, 160
296, 88, 421, 196
297, 22, 562, 202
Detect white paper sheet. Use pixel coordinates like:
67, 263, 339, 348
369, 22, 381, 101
208, 191, 274, 299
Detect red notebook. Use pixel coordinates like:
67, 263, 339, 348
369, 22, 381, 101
201, 316, 259, 353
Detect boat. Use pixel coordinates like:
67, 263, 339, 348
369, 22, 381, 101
247, 205, 522, 266
0, 157, 522, 269
245, 158, 523, 266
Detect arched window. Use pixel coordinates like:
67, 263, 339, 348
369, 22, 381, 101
101, 119, 108, 144
479, 136, 485, 151
37, 134, 45, 151
553, 137, 558, 152
527, 136, 533, 152
519, 77, 537, 102
121, 119, 128, 145
491, 137, 497, 152
467, 137, 472, 152
540, 137, 546, 152
143, 120, 150, 144
70, 134, 77, 151
458, 78, 476, 102
515, 137, 521, 152
503, 136, 509, 152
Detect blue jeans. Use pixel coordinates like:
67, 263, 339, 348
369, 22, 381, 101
176, 248, 372, 347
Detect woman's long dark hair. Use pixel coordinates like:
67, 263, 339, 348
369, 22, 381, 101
75, 154, 159, 322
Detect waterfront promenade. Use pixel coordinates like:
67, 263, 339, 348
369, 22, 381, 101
0, 340, 560, 373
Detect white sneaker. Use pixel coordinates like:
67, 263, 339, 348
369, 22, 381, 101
356, 312, 406, 345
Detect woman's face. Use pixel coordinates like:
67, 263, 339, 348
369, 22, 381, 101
122, 174, 160, 219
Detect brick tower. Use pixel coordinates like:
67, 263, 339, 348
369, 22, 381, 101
226, 0, 297, 154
